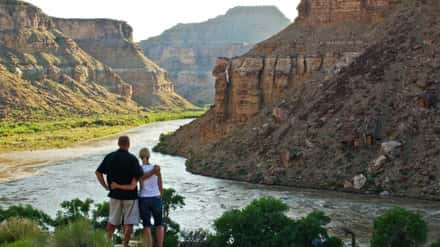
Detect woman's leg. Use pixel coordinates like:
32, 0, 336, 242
152, 197, 164, 247
143, 227, 152, 247
139, 198, 153, 247
155, 226, 164, 247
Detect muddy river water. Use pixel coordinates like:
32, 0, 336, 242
0, 119, 439, 244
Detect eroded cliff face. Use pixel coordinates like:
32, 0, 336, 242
0, 0, 138, 117
296, 0, 394, 24
187, 0, 440, 199
140, 6, 290, 105
153, 0, 440, 200
53, 18, 194, 109
192, 0, 400, 143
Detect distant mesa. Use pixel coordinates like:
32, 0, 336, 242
139, 6, 291, 106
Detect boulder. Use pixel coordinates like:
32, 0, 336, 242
380, 141, 402, 159
368, 155, 387, 174
353, 174, 367, 190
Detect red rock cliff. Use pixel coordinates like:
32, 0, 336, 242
199, 0, 399, 143
53, 18, 194, 108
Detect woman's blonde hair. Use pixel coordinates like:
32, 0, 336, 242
139, 148, 150, 160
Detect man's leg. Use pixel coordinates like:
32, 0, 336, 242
144, 227, 153, 247
155, 226, 164, 247
123, 224, 133, 247
123, 199, 140, 247
108, 199, 123, 242
106, 223, 117, 240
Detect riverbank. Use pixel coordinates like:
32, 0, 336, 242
0, 110, 204, 153
0, 118, 196, 183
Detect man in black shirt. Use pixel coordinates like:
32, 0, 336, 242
95, 136, 144, 247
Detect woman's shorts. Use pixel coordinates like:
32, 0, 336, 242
139, 196, 163, 227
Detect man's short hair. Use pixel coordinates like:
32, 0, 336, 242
118, 136, 130, 147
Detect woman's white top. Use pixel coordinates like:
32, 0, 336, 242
139, 163, 161, 197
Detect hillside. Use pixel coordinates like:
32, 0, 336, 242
139, 6, 290, 105
0, 0, 194, 120
0, 0, 138, 119
157, 0, 440, 200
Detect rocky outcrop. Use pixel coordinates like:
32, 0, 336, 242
139, 6, 290, 105
0, 0, 139, 117
174, 0, 399, 144
157, 0, 440, 200
53, 18, 194, 109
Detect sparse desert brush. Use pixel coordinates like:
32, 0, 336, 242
51, 219, 111, 247
0, 217, 48, 245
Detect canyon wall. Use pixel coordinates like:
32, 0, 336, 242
154, 0, 440, 200
0, 0, 138, 117
194, 0, 400, 143
140, 6, 290, 105
53, 18, 194, 109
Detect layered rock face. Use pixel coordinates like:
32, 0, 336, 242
53, 18, 194, 109
155, 0, 440, 200
183, 0, 399, 143
296, 0, 394, 24
140, 6, 290, 105
0, 0, 138, 117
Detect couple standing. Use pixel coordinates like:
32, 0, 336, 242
95, 136, 164, 247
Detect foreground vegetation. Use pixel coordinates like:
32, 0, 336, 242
1, 191, 439, 247
0, 110, 204, 152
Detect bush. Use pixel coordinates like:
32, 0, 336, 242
288, 211, 343, 247
0, 218, 48, 246
209, 197, 295, 247
91, 201, 109, 229
208, 197, 342, 247
431, 240, 440, 247
54, 198, 94, 226
0, 205, 54, 229
51, 219, 111, 247
371, 207, 428, 247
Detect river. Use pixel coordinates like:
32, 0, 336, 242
0, 119, 439, 244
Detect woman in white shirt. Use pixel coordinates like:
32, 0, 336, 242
112, 148, 164, 247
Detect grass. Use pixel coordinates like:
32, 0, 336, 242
0, 110, 205, 152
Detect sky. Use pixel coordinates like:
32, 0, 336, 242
26, 0, 301, 41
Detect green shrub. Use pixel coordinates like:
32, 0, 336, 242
431, 240, 440, 247
3, 239, 43, 247
51, 219, 111, 247
289, 211, 343, 247
209, 197, 295, 247
54, 198, 94, 226
162, 188, 185, 247
91, 201, 109, 229
0, 205, 54, 229
0, 218, 48, 246
371, 207, 428, 247
208, 197, 342, 247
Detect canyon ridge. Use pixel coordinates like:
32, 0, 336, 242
157, 0, 440, 200
0, 0, 194, 119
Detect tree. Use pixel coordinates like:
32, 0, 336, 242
209, 197, 293, 247
54, 198, 94, 226
371, 207, 428, 247
208, 197, 342, 247
290, 211, 343, 247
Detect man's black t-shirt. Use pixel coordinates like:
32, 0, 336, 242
96, 149, 143, 200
